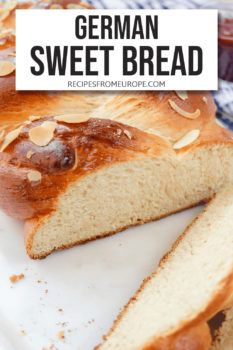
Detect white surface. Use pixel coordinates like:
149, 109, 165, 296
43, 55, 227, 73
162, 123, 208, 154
0, 206, 202, 350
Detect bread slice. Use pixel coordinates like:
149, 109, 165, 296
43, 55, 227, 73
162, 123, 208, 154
211, 308, 233, 350
96, 186, 233, 350
0, 91, 233, 259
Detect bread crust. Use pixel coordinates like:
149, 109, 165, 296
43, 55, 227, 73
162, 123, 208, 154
0, 117, 171, 219
143, 322, 212, 350
93, 91, 217, 144
96, 193, 233, 350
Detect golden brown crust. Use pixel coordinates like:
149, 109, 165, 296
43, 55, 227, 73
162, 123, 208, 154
97, 91, 217, 144
143, 322, 211, 350
96, 194, 233, 350
0, 117, 170, 220
0, 0, 94, 126
0, 4, 222, 138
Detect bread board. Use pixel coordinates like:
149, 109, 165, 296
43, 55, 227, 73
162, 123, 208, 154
0, 206, 202, 350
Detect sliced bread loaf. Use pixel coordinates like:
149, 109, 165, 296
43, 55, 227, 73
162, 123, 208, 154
97, 186, 233, 350
1, 109, 233, 258
1, 12, 232, 260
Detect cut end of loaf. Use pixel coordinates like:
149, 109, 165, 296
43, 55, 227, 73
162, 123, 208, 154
97, 185, 233, 350
25, 144, 233, 259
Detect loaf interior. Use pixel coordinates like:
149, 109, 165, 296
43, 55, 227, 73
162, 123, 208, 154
98, 185, 233, 349
27, 143, 233, 258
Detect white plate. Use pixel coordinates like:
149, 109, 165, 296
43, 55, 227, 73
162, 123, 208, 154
0, 206, 202, 350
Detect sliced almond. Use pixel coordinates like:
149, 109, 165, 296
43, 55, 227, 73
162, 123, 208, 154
27, 170, 41, 183
50, 4, 62, 9
116, 129, 122, 136
29, 115, 41, 122
29, 121, 57, 147
146, 129, 171, 144
124, 129, 132, 140
175, 91, 188, 100
0, 126, 23, 152
202, 96, 208, 104
26, 150, 35, 159
54, 114, 89, 124
0, 60, 15, 77
215, 118, 226, 128
71, 148, 79, 171
168, 99, 200, 120
173, 129, 200, 150
146, 128, 163, 137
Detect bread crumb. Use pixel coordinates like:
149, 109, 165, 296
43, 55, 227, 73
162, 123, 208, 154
57, 330, 65, 341
20, 329, 26, 336
9, 273, 25, 283
58, 308, 63, 312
